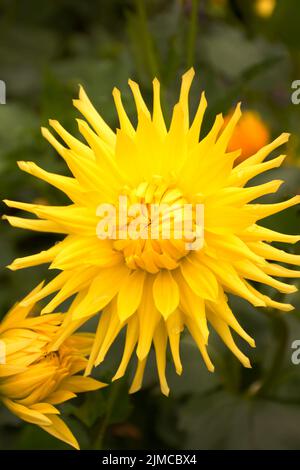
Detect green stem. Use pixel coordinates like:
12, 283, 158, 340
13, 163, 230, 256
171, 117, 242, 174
134, 0, 159, 78
92, 382, 121, 450
186, 0, 199, 68
257, 308, 289, 396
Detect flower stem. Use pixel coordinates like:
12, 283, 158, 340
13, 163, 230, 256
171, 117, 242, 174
93, 381, 121, 450
257, 308, 289, 395
186, 0, 199, 68
134, 0, 160, 79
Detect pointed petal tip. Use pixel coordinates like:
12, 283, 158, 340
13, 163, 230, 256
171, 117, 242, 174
112, 86, 120, 97
129, 383, 141, 395
182, 67, 195, 79
6, 263, 16, 271
41, 306, 51, 315
282, 304, 295, 312
72, 439, 80, 451
41, 126, 49, 136
19, 299, 31, 307
161, 386, 170, 397
17, 160, 29, 171
78, 83, 85, 95
111, 372, 123, 382
280, 132, 290, 141
128, 78, 138, 87
136, 347, 147, 362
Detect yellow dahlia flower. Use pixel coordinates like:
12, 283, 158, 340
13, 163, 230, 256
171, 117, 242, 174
3, 69, 300, 396
0, 285, 106, 449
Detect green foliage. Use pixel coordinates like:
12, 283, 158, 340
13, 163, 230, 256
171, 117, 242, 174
0, 0, 300, 450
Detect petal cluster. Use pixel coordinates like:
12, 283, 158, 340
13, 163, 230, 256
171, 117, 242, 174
0, 285, 106, 449
3, 69, 300, 395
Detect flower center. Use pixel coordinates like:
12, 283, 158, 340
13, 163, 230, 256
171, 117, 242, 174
112, 176, 203, 273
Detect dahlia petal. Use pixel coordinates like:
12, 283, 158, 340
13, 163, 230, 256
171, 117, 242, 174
246, 195, 300, 221
113, 317, 139, 381
17, 160, 85, 205
39, 414, 80, 450
215, 102, 241, 153
235, 259, 298, 294
152, 77, 167, 135
202, 256, 266, 307
207, 291, 255, 347
95, 305, 123, 366
180, 258, 219, 301
153, 270, 180, 319
207, 310, 251, 368
136, 277, 160, 360
60, 376, 106, 393
208, 179, 283, 207
240, 225, 300, 244
166, 310, 183, 375
229, 154, 286, 186
184, 313, 214, 371
115, 129, 142, 185
174, 271, 209, 343
76, 85, 116, 147
41, 126, 67, 158
245, 281, 294, 312
128, 79, 150, 118
117, 270, 145, 321
179, 67, 195, 130
47, 390, 77, 405
51, 237, 121, 271
7, 245, 60, 271
129, 357, 147, 394
3, 215, 65, 235
76, 119, 124, 184
42, 267, 99, 314
60, 149, 117, 202
30, 403, 60, 415
237, 132, 289, 169
85, 307, 112, 375
188, 91, 207, 146
248, 241, 300, 266
20, 272, 70, 308
113, 87, 135, 137
153, 321, 170, 396
49, 119, 93, 159
2, 398, 52, 426
263, 262, 300, 278
164, 103, 187, 173
71, 265, 128, 321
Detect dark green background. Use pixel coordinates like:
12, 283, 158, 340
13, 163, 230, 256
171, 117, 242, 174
0, 0, 300, 450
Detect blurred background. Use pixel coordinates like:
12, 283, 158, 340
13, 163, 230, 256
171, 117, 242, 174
0, 0, 300, 450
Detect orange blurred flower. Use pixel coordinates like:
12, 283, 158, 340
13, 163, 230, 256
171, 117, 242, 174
255, 0, 276, 18
225, 110, 270, 164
